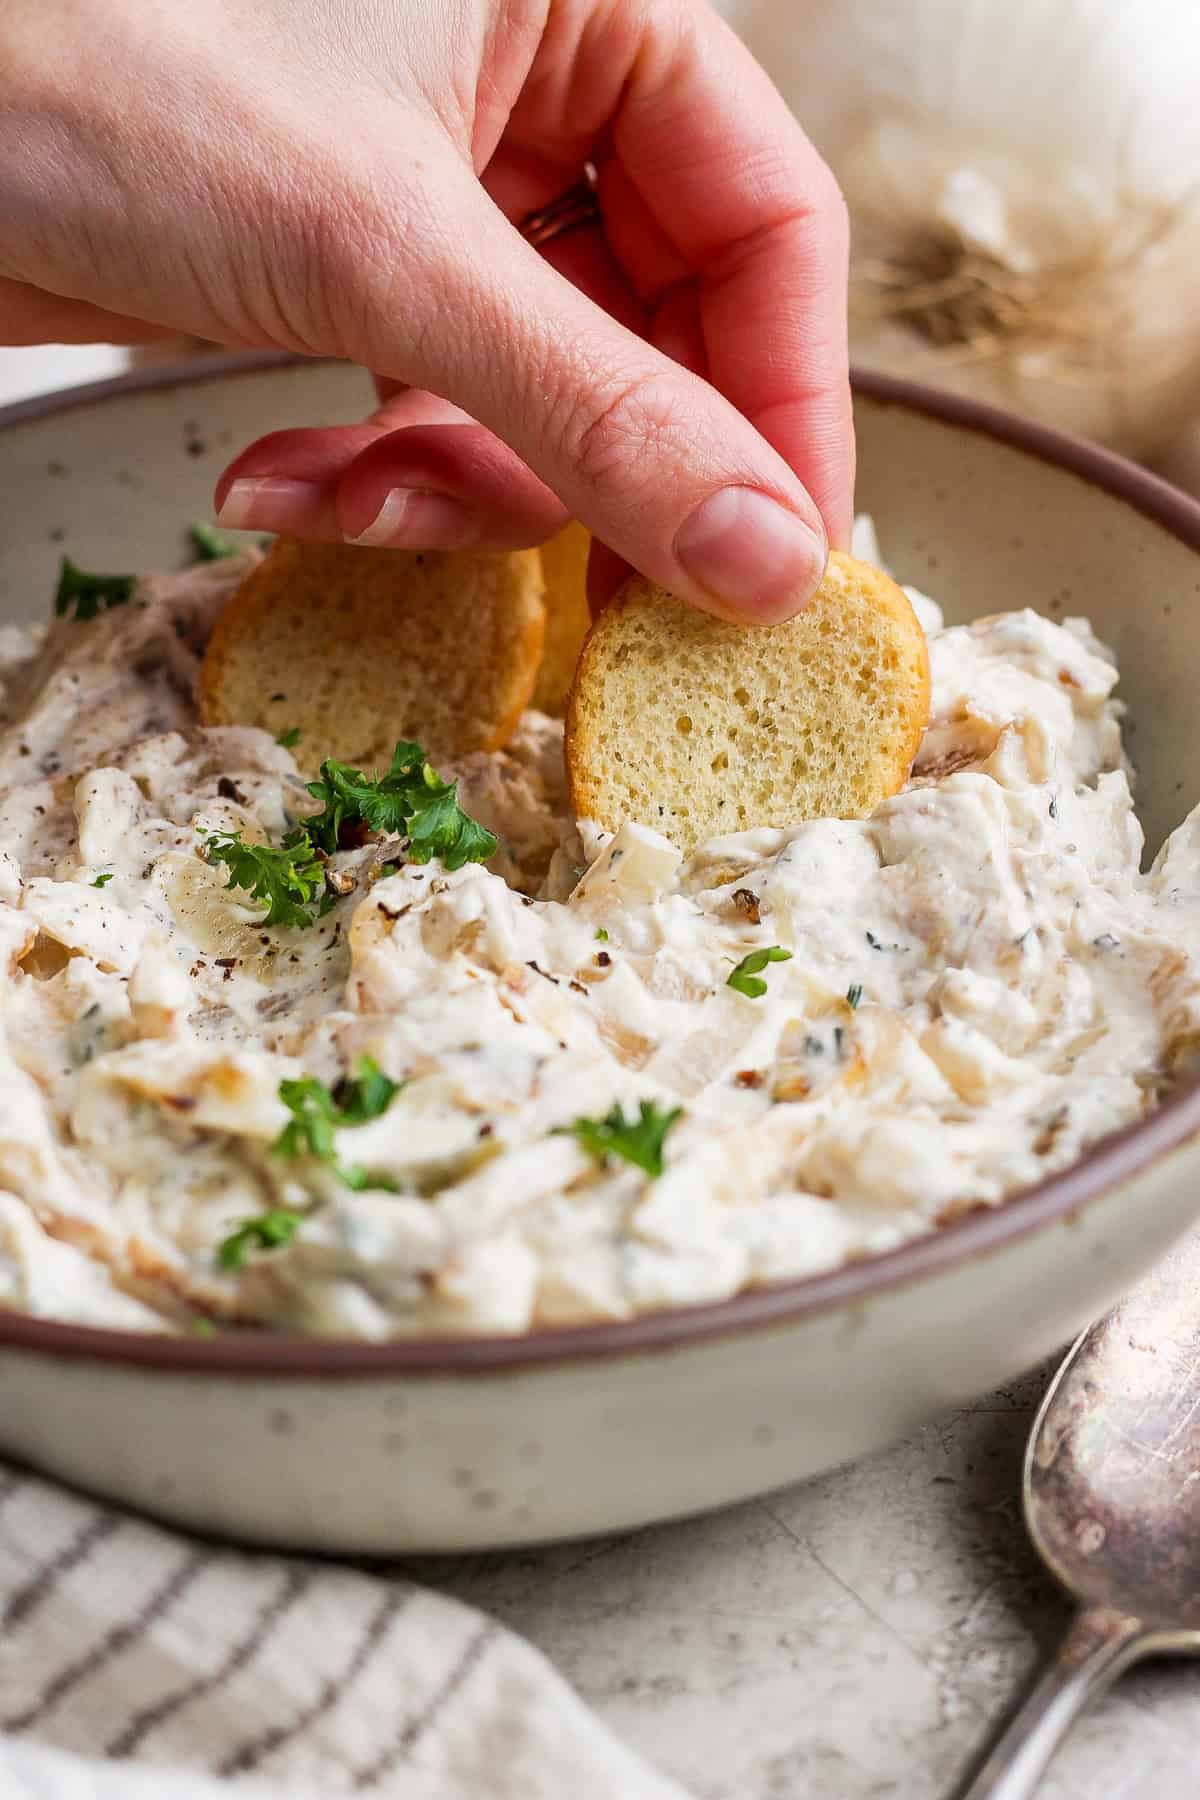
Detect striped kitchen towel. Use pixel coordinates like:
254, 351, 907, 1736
0, 1464, 691, 1799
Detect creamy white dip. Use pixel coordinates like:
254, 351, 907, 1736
2, 521, 1198, 1338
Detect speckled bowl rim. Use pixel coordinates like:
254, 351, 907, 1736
3, 350, 1200, 1375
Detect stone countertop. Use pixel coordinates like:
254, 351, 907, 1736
414, 1369, 1197, 1799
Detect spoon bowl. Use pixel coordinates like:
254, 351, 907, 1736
960, 1226, 1200, 1798
1027, 1242, 1200, 1633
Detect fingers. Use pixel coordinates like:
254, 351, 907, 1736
349, 151, 829, 625
214, 416, 568, 550
602, 1, 855, 550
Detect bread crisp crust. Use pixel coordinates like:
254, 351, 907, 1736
199, 537, 545, 771
531, 521, 592, 716
565, 550, 931, 853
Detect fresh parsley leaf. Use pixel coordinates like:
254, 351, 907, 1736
560, 1099, 683, 1179
54, 557, 135, 622
218, 1207, 304, 1270
276, 727, 302, 748
274, 1076, 338, 1161
272, 1062, 401, 1190
202, 829, 326, 929
727, 946, 792, 999
595, 927, 609, 942
304, 740, 497, 870
333, 1056, 400, 1124
91, 871, 114, 888
846, 982, 863, 1010
190, 520, 239, 561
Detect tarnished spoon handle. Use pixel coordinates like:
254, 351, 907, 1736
955, 1607, 1146, 1800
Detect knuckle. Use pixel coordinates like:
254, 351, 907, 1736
819, 174, 852, 259
564, 372, 690, 493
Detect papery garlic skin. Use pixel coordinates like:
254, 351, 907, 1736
719, 0, 1200, 456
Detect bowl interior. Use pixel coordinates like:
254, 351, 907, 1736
3, 356, 1198, 865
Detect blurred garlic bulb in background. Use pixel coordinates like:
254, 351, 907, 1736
718, 0, 1200, 456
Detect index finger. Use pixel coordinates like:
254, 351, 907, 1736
608, 1, 854, 547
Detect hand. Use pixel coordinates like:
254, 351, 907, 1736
0, 0, 852, 622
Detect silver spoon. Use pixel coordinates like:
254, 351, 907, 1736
957, 1225, 1200, 1798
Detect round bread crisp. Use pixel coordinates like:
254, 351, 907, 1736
565, 551, 930, 854
531, 520, 592, 716
199, 538, 544, 771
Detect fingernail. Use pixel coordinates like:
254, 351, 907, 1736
674, 487, 827, 623
216, 477, 322, 533
347, 488, 478, 549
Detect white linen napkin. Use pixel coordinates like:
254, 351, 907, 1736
0, 1463, 691, 1799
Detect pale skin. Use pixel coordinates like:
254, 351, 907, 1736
0, 0, 853, 622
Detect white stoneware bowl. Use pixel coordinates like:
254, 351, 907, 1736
2, 354, 1200, 1553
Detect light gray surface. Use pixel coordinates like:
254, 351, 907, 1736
413, 1373, 1199, 1799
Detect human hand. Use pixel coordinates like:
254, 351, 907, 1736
0, 0, 852, 622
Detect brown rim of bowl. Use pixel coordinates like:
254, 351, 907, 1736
2, 350, 1200, 1376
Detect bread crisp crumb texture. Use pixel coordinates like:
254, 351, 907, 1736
531, 520, 592, 716
565, 551, 930, 854
199, 537, 544, 771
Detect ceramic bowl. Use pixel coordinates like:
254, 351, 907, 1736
2, 354, 1200, 1553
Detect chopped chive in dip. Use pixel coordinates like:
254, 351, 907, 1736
846, 982, 863, 1010
727, 946, 792, 999
90, 871, 114, 888
866, 929, 906, 953
595, 927, 609, 942
54, 558, 135, 622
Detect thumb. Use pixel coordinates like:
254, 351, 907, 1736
353, 161, 829, 625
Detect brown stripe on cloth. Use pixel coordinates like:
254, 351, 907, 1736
105, 1565, 313, 1758
1, 1512, 121, 1634
3, 1547, 214, 1734
351, 1619, 500, 1790
216, 1584, 416, 1778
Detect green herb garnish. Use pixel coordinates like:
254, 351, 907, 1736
190, 521, 239, 562
595, 927, 609, 942
202, 830, 326, 929
304, 740, 497, 870
333, 1057, 401, 1124
560, 1100, 683, 1179
276, 727, 302, 749
200, 738, 494, 932
91, 872, 114, 889
846, 983, 863, 1010
727, 946, 792, 999
272, 1059, 401, 1190
218, 1207, 304, 1270
54, 558, 135, 622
